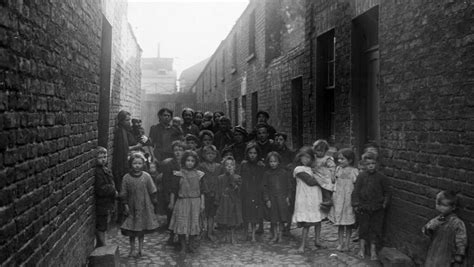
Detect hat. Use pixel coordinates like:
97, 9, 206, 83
233, 126, 248, 137
256, 110, 269, 119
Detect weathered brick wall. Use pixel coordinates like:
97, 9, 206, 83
379, 1, 474, 264
0, 1, 101, 265
195, 0, 306, 135
0, 0, 142, 265
102, 0, 142, 153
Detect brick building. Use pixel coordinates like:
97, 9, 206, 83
195, 0, 473, 264
0, 0, 141, 265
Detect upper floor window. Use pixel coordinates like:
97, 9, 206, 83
248, 10, 256, 59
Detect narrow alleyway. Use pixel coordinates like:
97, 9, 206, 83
108, 218, 381, 266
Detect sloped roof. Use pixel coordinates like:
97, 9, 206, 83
179, 57, 210, 86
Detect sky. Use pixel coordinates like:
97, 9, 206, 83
127, 0, 249, 76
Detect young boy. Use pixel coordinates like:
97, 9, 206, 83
185, 134, 199, 151
94, 147, 118, 247
352, 152, 391, 260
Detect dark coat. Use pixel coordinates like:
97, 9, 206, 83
263, 167, 292, 223
112, 126, 137, 191
95, 165, 116, 215
239, 161, 265, 223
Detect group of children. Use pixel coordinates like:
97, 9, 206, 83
94, 110, 468, 266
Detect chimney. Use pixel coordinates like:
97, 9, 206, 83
157, 43, 160, 58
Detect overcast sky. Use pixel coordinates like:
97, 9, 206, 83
127, 0, 249, 75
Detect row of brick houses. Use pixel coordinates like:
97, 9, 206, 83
193, 0, 473, 264
0, 0, 142, 265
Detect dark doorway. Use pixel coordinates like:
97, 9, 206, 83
98, 15, 112, 148
316, 30, 335, 144
291, 77, 303, 148
251, 92, 258, 128
241, 95, 247, 128
352, 7, 380, 154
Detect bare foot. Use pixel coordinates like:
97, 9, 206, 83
336, 244, 343, 251
357, 250, 365, 259
314, 242, 326, 249
207, 234, 216, 242
297, 246, 305, 253
128, 250, 137, 258
251, 237, 257, 243
270, 235, 278, 243
370, 254, 378, 261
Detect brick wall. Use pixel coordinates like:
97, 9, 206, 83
102, 0, 142, 153
304, 0, 473, 264
194, 0, 306, 137
379, 1, 474, 264
0, 0, 141, 265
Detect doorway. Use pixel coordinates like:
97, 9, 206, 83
352, 7, 380, 154
98, 15, 112, 148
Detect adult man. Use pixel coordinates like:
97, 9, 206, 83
249, 111, 277, 141
149, 108, 182, 162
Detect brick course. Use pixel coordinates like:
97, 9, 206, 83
0, 0, 141, 265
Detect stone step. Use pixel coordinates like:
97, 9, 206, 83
379, 247, 414, 267
88, 245, 119, 267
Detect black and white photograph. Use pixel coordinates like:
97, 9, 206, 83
0, 0, 472, 266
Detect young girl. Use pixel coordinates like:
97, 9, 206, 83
240, 142, 265, 242
329, 148, 359, 251
312, 139, 336, 211
120, 153, 159, 257
422, 191, 467, 267
215, 156, 243, 244
263, 152, 291, 243
168, 150, 206, 254
198, 145, 222, 241
292, 147, 325, 253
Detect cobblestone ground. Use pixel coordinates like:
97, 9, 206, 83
108, 216, 382, 267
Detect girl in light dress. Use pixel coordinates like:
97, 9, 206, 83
329, 148, 359, 251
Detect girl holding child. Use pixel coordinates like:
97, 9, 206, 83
329, 148, 359, 251
292, 147, 325, 253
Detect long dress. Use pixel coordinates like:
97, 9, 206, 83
169, 169, 205, 235
198, 162, 222, 217
292, 166, 324, 223
328, 166, 358, 225
215, 173, 243, 227
120, 172, 159, 236
239, 161, 265, 223
263, 167, 291, 223
422, 213, 467, 267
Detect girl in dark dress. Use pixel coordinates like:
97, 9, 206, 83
198, 145, 222, 241
263, 152, 292, 243
215, 156, 243, 244
239, 143, 265, 242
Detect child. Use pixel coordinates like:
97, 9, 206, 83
94, 147, 118, 247
149, 161, 163, 215
160, 141, 186, 244
120, 153, 159, 257
196, 130, 217, 161
172, 116, 184, 136
312, 139, 336, 211
215, 156, 243, 244
240, 142, 265, 242
168, 150, 206, 254
226, 126, 248, 165
255, 124, 277, 163
329, 148, 359, 251
263, 152, 292, 243
352, 152, 390, 260
422, 191, 467, 267
185, 134, 199, 151
358, 143, 379, 173
193, 111, 204, 129
292, 147, 325, 252
214, 116, 233, 153
198, 145, 222, 241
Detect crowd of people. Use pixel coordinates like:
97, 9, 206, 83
93, 107, 468, 266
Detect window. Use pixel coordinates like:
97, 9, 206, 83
316, 30, 335, 143
241, 95, 247, 128
248, 10, 256, 59
231, 34, 237, 73
234, 97, 239, 126
221, 49, 225, 81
